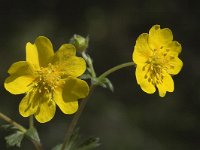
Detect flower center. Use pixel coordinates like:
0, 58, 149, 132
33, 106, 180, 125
143, 48, 166, 85
34, 63, 61, 93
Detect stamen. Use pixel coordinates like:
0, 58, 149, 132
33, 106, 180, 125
34, 63, 62, 94
142, 67, 145, 71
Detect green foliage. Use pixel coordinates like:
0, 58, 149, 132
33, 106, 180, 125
76, 137, 100, 150
52, 129, 100, 150
0, 124, 14, 130
26, 127, 40, 143
5, 131, 24, 147
98, 78, 114, 92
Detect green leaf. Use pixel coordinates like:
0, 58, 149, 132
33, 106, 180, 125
105, 78, 114, 92
52, 129, 100, 150
26, 127, 40, 142
80, 74, 92, 80
0, 124, 18, 130
99, 78, 114, 92
76, 137, 101, 150
5, 131, 24, 147
51, 144, 62, 150
0, 124, 12, 130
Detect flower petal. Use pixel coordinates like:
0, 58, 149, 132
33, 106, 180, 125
62, 56, 86, 77
135, 64, 156, 94
54, 77, 88, 114
4, 61, 36, 94
149, 25, 173, 49
63, 77, 89, 100
52, 44, 76, 63
19, 89, 39, 117
133, 33, 152, 64
166, 41, 182, 56
34, 93, 56, 123
26, 36, 54, 68
157, 71, 174, 97
52, 44, 86, 77
54, 87, 78, 114
166, 57, 183, 75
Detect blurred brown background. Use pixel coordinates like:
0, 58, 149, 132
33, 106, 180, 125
0, 0, 200, 149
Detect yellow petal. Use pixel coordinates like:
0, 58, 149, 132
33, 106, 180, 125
19, 89, 39, 117
133, 33, 152, 64
166, 41, 182, 55
157, 71, 174, 97
34, 94, 56, 123
166, 57, 183, 75
4, 61, 36, 94
135, 65, 156, 94
57, 56, 86, 77
54, 87, 78, 114
54, 77, 88, 114
63, 77, 89, 100
149, 25, 173, 49
26, 36, 54, 68
52, 44, 76, 63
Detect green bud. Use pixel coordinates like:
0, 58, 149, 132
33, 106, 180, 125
70, 34, 89, 52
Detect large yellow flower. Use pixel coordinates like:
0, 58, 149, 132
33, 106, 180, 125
5, 36, 89, 123
133, 25, 183, 97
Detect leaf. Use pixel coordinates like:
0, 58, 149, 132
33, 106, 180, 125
52, 129, 100, 150
99, 78, 114, 92
76, 137, 101, 150
80, 74, 92, 80
51, 144, 62, 150
26, 127, 40, 142
0, 124, 18, 130
0, 124, 12, 130
104, 78, 114, 92
5, 131, 24, 147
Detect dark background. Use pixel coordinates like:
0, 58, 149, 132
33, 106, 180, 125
0, 0, 200, 149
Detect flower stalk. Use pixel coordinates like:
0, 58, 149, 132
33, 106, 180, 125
61, 84, 96, 150
29, 115, 34, 129
97, 62, 135, 83
0, 112, 43, 150
0, 112, 26, 133
61, 61, 135, 150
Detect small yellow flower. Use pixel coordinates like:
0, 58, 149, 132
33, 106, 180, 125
5, 36, 89, 123
133, 25, 183, 97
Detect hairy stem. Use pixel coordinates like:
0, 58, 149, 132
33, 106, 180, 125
29, 115, 34, 129
97, 62, 134, 82
61, 61, 134, 150
0, 112, 26, 132
61, 84, 96, 150
0, 112, 43, 150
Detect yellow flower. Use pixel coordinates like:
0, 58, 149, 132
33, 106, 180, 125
5, 36, 89, 123
133, 25, 183, 97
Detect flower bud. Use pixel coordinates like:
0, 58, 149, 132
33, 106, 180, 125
70, 34, 89, 52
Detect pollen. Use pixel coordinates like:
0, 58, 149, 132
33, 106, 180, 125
34, 63, 61, 93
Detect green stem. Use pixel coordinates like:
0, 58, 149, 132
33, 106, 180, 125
97, 62, 134, 82
29, 115, 34, 128
82, 52, 96, 78
0, 112, 43, 150
61, 61, 135, 150
0, 112, 26, 133
61, 84, 96, 150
